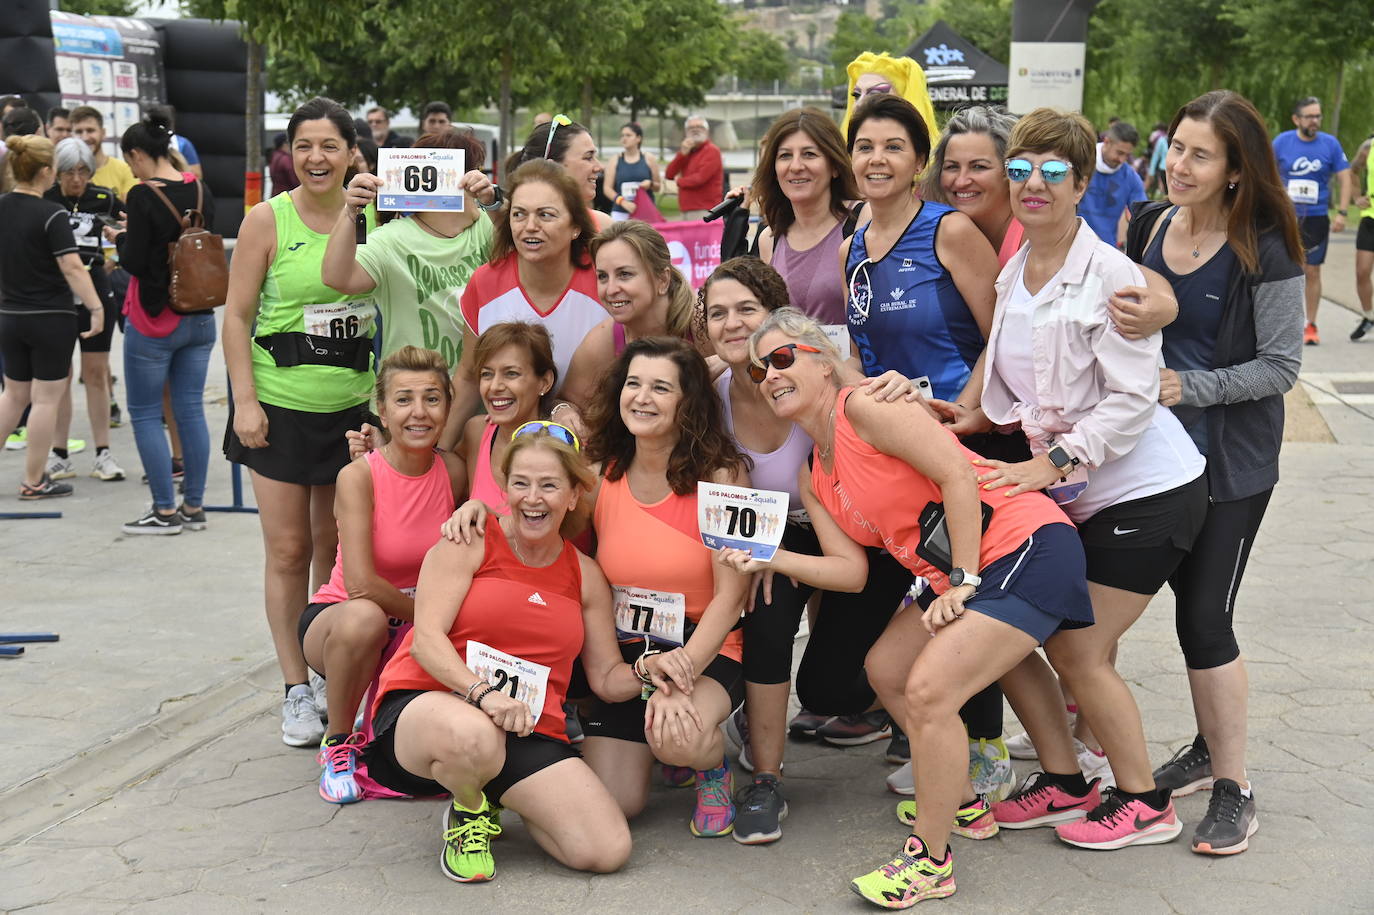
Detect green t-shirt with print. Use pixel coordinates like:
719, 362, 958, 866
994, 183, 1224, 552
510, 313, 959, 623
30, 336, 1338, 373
354, 212, 493, 371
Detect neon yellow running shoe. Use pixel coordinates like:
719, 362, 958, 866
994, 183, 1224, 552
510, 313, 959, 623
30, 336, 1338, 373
440, 796, 502, 883
895, 795, 998, 839
851, 834, 956, 908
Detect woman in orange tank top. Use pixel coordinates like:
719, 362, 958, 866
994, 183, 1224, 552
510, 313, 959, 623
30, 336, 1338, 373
578, 336, 753, 839
721, 308, 1125, 906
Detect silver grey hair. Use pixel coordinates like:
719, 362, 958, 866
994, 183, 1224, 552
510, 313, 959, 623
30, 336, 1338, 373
54, 136, 95, 175
921, 105, 1019, 204
685, 114, 710, 132
748, 306, 844, 384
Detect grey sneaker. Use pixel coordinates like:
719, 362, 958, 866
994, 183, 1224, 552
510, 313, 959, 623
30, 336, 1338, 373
732, 773, 787, 845
45, 452, 76, 480
1153, 735, 1212, 797
282, 684, 324, 747
1191, 778, 1257, 855
19, 474, 73, 500
177, 505, 207, 531
121, 508, 182, 535
309, 671, 329, 724
91, 450, 126, 481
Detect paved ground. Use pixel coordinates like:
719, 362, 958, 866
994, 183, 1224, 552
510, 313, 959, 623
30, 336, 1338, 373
3, 238, 1373, 912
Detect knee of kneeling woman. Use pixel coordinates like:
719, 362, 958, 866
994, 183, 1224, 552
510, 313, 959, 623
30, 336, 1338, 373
567, 825, 632, 873
439, 717, 504, 769
335, 599, 390, 648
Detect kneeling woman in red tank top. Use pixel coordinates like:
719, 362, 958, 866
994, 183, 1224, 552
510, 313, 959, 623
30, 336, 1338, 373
724, 308, 1099, 907
365, 426, 692, 883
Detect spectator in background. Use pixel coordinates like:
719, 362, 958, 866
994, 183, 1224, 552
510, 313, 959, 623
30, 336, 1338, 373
421, 101, 452, 137
69, 106, 137, 200
666, 114, 723, 220
268, 132, 297, 197
1146, 121, 1169, 197
1079, 120, 1146, 247
0, 96, 25, 117
3, 107, 42, 138
148, 104, 203, 179
354, 137, 379, 176
365, 106, 410, 148
47, 107, 72, 142
532, 112, 553, 129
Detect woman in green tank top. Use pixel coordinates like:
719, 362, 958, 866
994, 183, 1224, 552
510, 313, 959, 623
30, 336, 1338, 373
222, 97, 378, 747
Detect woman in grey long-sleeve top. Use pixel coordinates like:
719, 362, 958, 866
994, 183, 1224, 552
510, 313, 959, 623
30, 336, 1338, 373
1127, 90, 1305, 858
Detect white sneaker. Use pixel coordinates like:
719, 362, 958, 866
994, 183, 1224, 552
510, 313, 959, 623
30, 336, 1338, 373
282, 684, 324, 747
1074, 738, 1116, 787
886, 760, 914, 796
91, 450, 126, 481
309, 671, 329, 725
46, 452, 76, 480
1005, 731, 1039, 760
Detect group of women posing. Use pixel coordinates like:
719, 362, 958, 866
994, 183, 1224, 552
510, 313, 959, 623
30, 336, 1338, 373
222, 87, 1301, 905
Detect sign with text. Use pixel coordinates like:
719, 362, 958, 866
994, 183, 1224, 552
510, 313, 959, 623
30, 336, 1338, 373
1007, 42, 1086, 114
653, 219, 723, 290
377, 147, 466, 212
697, 481, 788, 561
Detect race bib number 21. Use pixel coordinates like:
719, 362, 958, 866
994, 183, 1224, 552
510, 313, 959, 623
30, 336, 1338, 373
465, 639, 550, 723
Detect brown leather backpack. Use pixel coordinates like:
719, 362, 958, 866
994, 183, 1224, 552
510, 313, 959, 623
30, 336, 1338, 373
144, 180, 228, 314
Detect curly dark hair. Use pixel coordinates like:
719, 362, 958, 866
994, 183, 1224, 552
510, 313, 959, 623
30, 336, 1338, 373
693, 255, 791, 342
584, 336, 748, 495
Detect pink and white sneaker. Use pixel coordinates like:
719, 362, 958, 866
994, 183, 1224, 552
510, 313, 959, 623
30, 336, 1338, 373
317, 732, 366, 804
1055, 787, 1183, 849
992, 771, 1101, 829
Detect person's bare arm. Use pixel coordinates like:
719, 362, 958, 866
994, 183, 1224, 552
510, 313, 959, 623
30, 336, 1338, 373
322, 174, 382, 295
223, 202, 277, 447
57, 254, 105, 338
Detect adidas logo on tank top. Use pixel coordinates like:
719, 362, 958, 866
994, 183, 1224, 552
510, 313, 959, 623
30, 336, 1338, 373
527, 592, 547, 606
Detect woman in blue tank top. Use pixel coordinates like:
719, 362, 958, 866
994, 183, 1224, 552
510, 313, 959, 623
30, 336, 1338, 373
840, 94, 1000, 404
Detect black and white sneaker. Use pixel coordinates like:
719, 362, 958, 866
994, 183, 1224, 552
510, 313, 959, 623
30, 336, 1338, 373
122, 508, 183, 535
1152, 734, 1213, 796
1192, 778, 1258, 855
1352, 316, 1374, 342
177, 505, 208, 531
733, 773, 787, 845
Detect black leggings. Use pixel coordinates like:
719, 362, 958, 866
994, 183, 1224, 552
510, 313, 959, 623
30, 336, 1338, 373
743, 526, 1003, 736
1167, 489, 1272, 669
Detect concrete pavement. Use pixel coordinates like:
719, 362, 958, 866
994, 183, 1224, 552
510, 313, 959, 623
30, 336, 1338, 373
4, 253, 1374, 910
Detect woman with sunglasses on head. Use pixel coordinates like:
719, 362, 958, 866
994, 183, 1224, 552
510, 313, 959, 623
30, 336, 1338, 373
446, 160, 604, 446
701, 257, 924, 845
720, 307, 1093, 907
576, 337, 752, 838
559, 220, 698, 415
506, 116, 611, 230
974, 108, 1207, 851
223, 97, 380, 748
604, 122, 660, 222
1125, 91, 1303, 856
751, 107, 865, 326
365, 423, 692, 883
300, 346, 465, 804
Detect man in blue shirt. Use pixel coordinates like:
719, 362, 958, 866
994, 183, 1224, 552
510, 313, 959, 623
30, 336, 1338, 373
1272, 95, 1352, 345
1079, 121, 1147, 247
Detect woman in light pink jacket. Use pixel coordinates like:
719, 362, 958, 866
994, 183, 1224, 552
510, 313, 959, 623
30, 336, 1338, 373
975, 109, 1207, 853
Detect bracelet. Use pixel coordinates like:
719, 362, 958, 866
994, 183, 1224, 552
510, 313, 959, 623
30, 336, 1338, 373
464, 679, 489, 704
550, 402, 573, 418
473, 684, 497, 708
615, 195, 626, 207
633, 649, 662, 684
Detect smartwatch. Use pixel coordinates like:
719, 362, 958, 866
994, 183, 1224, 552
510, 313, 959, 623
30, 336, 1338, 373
479, 185, 504, 212
949, 568, 981, 590
1047, 442, 1080, 478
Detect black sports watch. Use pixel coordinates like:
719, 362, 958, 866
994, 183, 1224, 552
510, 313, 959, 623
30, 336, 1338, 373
949, 568, 982, 590
478, 184, 504, 212
1047, 442, 1080, 479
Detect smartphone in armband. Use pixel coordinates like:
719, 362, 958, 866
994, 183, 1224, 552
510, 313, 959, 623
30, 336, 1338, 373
914, 500, 994, 573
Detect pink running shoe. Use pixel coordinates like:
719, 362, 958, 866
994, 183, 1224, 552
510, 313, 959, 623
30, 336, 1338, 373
662, 763, 695, 788
316, 732, 366, 804
690, 759, 735, 837
1055, 787, 1183, 849
992, 771, 1101, 829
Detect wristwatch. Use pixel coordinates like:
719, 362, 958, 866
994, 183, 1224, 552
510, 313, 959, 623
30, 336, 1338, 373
949, 568, 981, 590
1046, 441, 1080, 479
478, 185, 504, 212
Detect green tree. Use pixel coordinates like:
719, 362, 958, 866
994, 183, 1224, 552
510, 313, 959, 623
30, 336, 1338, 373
56, 0, 141, 15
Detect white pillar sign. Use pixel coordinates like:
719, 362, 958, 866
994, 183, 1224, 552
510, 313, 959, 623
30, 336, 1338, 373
1008, 42, 1086, 113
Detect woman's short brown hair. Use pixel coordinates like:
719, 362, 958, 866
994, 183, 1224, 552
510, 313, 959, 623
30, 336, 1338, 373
489, 159, 596, 268
465, 321, 558, 414
1005, 108, 1097, 190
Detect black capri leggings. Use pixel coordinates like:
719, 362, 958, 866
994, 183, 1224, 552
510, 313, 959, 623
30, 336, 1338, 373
743, 526, 1004, 737
1167, 488, 1272, 670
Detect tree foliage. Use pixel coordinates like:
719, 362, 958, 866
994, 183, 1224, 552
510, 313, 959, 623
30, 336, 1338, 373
57, 0, 142, 15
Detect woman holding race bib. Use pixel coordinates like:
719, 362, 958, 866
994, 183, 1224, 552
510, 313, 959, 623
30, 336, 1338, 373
365, 425, 688, 882
223, 97, 379, 748
322, 129, 500, 365
301, 347, 464, 804
578, 336, 752, 838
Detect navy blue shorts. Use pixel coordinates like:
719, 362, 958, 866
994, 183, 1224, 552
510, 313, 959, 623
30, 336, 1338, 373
962, 522, 1094, 644
1300, 215, 1330, 265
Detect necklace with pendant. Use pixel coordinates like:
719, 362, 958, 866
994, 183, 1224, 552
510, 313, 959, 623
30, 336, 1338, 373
817, 407, 837, 462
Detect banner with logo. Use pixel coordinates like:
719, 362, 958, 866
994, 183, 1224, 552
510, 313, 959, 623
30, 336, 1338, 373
50, 11, 165, 159
652, 220, 724, 290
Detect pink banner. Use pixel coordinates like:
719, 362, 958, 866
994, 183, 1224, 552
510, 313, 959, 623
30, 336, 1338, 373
652, 220, 724, 290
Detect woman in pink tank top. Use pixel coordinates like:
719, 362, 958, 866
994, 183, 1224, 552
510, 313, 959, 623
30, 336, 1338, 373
456, 322, 558, 517
300, 347, 465, 805
721, 308, 1164, 905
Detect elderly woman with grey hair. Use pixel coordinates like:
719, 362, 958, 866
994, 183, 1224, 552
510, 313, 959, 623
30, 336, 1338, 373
42, 136, 127, 482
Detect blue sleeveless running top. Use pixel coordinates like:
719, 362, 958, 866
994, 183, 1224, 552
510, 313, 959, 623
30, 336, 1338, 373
844, 202, 983, 402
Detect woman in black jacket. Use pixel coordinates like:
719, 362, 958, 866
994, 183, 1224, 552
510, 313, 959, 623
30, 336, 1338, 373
113, 111, 218, 535
1126, 90, 1304, 857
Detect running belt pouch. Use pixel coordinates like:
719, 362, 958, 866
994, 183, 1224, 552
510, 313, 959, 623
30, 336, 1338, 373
254, 331, 372, 372
144, 180, 228, 315
914, 500, 994, 573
